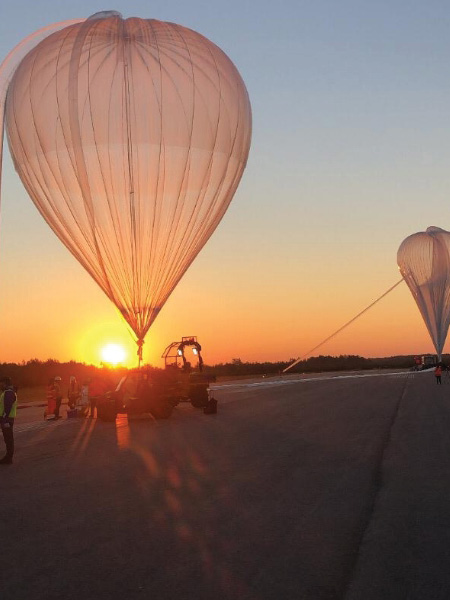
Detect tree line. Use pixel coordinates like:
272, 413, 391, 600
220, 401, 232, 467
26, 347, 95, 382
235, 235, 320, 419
0, 354, 433, 389
203, 354, 440, 377
0, 359, 127, 389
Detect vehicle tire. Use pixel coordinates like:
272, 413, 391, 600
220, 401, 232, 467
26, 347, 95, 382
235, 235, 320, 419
203, 397, 218, 414
189, 385, 209, 408
97, 404, 117, 422
149, 399, 174, 419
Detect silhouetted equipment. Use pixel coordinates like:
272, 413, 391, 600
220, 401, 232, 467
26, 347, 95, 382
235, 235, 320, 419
96, 337, 217, 421
421, 354, 437, 369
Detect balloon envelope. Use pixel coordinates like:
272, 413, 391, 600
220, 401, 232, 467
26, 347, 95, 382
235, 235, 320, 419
4, 11, 252, 348
397, 226, 450, 359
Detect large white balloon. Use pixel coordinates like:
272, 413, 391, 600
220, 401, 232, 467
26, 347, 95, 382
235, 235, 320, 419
1, 11, 252, 359
397, 226, 450, 359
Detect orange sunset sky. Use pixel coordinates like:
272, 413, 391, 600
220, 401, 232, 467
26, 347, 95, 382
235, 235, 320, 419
1, 1, 449, 369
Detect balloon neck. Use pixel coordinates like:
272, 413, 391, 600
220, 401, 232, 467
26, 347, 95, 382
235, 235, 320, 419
137, 339, 144, 363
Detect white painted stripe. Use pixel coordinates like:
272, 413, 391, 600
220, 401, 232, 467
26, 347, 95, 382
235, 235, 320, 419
210, 370, 419, 391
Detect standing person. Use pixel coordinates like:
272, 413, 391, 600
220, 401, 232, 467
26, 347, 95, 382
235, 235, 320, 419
54, 376, 63, 418
87, 376, 112, 418
79, 381, 89, 417
0, 377, 17, 465
67, 376, 80, 409
435, 364, 442, 384
44, 378, 56, 420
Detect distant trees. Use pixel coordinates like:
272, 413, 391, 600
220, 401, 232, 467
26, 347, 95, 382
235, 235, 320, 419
0, 359, 126, 389
204, 354, 426, 378
0, 353, 435, 389
205, 359, 286, 378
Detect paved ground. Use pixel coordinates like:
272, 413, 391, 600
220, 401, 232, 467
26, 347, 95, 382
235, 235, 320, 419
1, 369, 449, 599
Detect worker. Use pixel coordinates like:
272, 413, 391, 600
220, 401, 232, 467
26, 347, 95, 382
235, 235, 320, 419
79, 381, 89, 417
87, 376, 112, 418
44, 378, 57, 420
54, 376, 63, 418
0, 376, 17, 465
435, 364, 442, 384
67, 375, 80, 409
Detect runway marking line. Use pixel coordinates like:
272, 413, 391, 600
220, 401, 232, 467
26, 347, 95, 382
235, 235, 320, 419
211, 370, 420, 392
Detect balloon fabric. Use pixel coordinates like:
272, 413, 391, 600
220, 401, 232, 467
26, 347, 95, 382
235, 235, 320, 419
397, 226, 450, 360
1, 11, 252, 359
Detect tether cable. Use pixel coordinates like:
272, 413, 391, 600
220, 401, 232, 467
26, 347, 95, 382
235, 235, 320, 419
283, 278, 405, 373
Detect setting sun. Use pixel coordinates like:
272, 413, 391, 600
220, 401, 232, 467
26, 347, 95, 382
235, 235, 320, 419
101, 343, 126, 366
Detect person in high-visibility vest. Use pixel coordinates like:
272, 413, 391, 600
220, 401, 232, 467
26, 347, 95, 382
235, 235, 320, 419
0, 376, 17, 465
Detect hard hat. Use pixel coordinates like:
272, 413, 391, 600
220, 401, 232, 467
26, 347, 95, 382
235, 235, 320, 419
54, 376, 62, 381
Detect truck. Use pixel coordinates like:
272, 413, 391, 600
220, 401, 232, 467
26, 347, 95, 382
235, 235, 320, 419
421, 354, 437, 369
96, 337, 216, 421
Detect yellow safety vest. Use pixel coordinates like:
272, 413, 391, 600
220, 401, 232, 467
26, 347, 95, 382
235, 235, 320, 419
0, 389, 17, 419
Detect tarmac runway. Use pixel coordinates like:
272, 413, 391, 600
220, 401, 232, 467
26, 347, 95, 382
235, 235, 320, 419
1, 369, 450, 600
